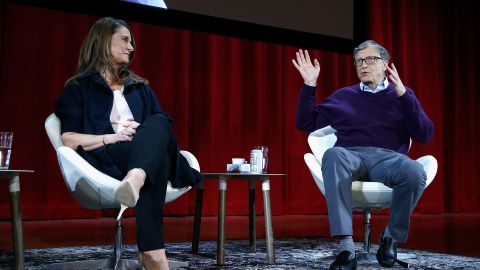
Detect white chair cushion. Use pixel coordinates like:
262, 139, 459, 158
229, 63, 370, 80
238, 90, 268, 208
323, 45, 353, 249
304, 125, 438, 211
45, 113, 198, 209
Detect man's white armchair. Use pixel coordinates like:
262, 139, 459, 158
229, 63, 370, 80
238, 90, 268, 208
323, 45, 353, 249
44, 113, 198, 269
303, 125, 438, 262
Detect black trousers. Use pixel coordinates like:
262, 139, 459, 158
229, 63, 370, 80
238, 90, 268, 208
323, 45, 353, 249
106, 114, 177, 251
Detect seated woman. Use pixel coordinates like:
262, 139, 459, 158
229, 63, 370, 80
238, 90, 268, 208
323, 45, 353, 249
54, 17, 203, 270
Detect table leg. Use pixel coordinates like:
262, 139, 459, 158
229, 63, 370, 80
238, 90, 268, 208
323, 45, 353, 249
262, 178, 275, 264
192, 180, 204, 254
9, 175, 24, 270
248, 178, 256, 252
217, 176, 227, 265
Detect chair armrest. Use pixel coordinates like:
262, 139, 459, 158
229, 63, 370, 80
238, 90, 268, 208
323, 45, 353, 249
416, 155, 438, 188
57, 146, 200, 206
57, 146, 120, 191
180, 150, 200, 172
56, 146, 121, 209
304, 153, 326, 195
309, 125, 337, 137
308, 126, 337, 163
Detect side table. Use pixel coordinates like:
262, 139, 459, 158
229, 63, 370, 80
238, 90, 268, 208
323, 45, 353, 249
0, 170, 34, 270
191, 173, 285, 265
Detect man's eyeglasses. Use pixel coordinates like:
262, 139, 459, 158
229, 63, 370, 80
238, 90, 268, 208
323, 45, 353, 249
354, 56, 383, 67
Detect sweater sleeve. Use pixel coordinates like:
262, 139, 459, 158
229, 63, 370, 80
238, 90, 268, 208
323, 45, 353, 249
295, 84, 330, 132
398, 88, 434, 143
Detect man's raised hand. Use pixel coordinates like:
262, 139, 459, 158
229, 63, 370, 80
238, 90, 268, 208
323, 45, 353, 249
292, 49, 320, 86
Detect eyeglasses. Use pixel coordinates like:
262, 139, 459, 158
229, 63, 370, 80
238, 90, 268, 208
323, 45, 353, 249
353, 56, 383, 67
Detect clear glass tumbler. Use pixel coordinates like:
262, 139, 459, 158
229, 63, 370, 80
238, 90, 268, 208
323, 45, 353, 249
0, 132, 14, 170
255, 146, 268, 173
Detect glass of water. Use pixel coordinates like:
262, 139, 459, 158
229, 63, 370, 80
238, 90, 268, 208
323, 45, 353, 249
0, 132, 14, 170
255, 146, 268, 173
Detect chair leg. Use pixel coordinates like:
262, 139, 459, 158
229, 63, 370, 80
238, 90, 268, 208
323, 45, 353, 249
363, 210, 371, 252
315, 210, 417, 264
43, 212, 142, 269
192, 182, 204, 254
315, 210, 375, 263
44, 210, 188, 269
43, 217, 142, 270
357, 210, 415, 263
114, 215, 124, 269
356, 210, 377, 262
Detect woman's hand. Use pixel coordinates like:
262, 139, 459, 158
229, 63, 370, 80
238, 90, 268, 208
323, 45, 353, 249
119, 120, 140, 138
61, 121, 141, 151
61, 132, 128, 151
104, 132, 131, 145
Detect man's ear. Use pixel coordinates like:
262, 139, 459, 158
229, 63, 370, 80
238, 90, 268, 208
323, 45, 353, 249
383, 60, 389, 71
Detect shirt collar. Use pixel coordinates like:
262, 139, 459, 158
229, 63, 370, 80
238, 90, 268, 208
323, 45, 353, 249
88, 72, 137, 91
360, 77, 389, 93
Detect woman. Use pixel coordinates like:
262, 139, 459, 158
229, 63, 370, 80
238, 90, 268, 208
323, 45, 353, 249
54, 17, 203, 269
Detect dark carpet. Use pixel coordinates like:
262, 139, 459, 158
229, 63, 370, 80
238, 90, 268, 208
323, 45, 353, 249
1, 238, 479, 269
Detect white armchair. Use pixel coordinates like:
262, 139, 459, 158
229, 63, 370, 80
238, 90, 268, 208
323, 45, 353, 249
44, 113, 198, 269
303, 125, 438, 262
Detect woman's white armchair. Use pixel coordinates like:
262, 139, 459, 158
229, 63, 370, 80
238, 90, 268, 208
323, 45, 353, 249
44, 113, 197, 269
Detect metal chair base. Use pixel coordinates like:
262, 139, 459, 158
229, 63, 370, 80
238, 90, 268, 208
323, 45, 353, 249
397, 252, 416, 260
43, 258, 141, 270
167, 260, 190, 269
315, 251, 415, 263
43, 213, 189, 270
314, 252, 378, 263
44, 258, 189, 269
356, 251, 416, 262
314, 252, 336, 262
356, 251, 377, 262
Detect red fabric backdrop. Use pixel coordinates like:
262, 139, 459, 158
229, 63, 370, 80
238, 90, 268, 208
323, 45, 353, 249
0, 0, 478, 220
363, 0, 480, 213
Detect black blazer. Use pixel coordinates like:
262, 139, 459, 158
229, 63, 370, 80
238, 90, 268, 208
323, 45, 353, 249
54, 72, 202, 188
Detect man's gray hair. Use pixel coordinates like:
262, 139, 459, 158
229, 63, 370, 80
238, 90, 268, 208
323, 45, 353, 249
354, 40, 390, 62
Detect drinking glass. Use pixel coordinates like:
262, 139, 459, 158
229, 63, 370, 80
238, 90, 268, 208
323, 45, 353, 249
0, 132, 14, 170
255, 146, 268, 173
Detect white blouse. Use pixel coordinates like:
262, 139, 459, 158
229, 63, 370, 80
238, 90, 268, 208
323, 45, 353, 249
110, 86, 134, 133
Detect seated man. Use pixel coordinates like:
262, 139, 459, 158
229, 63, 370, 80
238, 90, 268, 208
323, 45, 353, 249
292, 40, 434, 269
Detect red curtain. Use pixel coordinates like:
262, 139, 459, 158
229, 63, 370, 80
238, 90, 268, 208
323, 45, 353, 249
0, 0, 478, 220
364, 0, 480, 213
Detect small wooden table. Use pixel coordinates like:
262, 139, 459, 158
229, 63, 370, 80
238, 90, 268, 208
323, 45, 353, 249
0, 170, 33, 270
191, 173, 285, 265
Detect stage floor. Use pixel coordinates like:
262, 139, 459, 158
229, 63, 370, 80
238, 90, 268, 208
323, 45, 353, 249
1, 213, 479, 259
1, 238, 480, 269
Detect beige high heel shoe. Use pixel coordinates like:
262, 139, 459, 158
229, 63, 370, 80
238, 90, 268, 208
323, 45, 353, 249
139, 249, 169, 270
114, 168, 146, 220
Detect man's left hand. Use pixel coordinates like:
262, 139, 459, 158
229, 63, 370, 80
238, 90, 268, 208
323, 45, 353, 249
386, 63, 406, 97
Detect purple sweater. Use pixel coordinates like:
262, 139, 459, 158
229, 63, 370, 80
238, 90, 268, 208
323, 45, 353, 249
296, 84, 434, 154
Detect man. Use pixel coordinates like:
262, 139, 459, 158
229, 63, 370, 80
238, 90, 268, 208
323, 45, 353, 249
292, 40, 433, 269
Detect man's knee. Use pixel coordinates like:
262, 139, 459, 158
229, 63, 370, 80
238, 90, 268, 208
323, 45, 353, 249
322, 147, 349, 168
400, 160, 426, 190
321, 147, 356, 186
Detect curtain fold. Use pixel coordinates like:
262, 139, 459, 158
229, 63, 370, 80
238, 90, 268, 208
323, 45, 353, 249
364, 0, 479, 213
